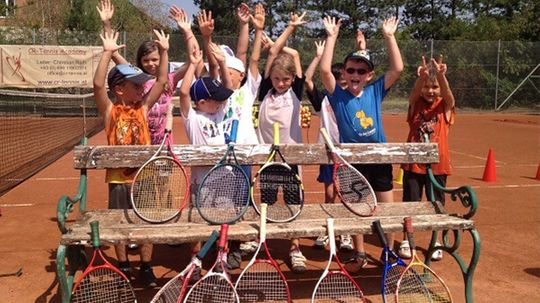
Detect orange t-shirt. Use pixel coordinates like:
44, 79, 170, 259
401, 97, 455, 175
105, 103, 151, 183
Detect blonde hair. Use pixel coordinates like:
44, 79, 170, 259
270, 52, 295, 76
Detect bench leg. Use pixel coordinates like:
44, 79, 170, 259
56, 244, 87, 303
426, 228, 481, 303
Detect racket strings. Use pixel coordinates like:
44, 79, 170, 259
335, 166, 376, 214
132, 158, 188, 221
313, 272, 365, 302
256, 165, 303, 221
383, 263, 406, 303
70, 268, 136, 303
151, 275, 183, 303
184, 274, 238, 303
397, 265, 451, 303
236, 262, 289, 302
198, 165, 249, 222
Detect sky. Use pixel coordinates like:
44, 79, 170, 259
160, 0, 199, 16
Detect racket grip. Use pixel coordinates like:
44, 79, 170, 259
320, 128, 335, 150
229, 120, 239, 143
165, 104, 174, 131
197, 230, 219, 260
218, 224, 229, 249
326, 218, 336, 252
372, 220, 389, 247
273, 122, 280, 145
90, 221, 100, 248
260, 203, 267, 240
403, 216, 415, 249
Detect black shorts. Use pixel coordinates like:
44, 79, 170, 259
108, 183, 132, 209
351, 164, 393, 192
402, 171, 447, 202
260, 165, 302, 205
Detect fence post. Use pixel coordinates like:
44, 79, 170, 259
430, 39, 434, 59
494, 39, 501, 110
32, 28, 36, 44
122, 31, 127, 58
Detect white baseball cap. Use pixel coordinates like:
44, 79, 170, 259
220, 44, 245, 73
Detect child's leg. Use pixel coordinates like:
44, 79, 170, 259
289, 238, 306, 273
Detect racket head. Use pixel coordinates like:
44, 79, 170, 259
70, 221, 136, 303
395, 217, 453, 303
312, 218, 366, 302
235, 204, 291, 302
165, 131, 191, 214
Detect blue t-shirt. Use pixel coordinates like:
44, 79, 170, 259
328, 76, 389, 143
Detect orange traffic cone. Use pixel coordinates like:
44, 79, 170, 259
482, 148, 496, 182
535, 164, 540, 181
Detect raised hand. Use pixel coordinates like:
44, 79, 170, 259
153, 29, 170, 51
250, 3, 265, 31
261, 32, 274, 50
237, 3, 251, 24
208, 42, 225, 63
289, 11, 307, 27
315, 40, 325, 58
382, 16, 399, 37
189, 45, 203, 65
356, 29, 366, 50
96, 0, 114, 23
169, 6, 191, 32
432, 54, 447, 76
197, 10, 215, 37
100, 31, 125, 53
323, 16, 341, 38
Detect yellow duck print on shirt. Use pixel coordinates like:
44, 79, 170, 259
356, 110, 374, 129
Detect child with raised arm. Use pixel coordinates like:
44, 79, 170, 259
399, 54, 455, 261
256, 11, 309, 274
93, 29, 169, 288
319, 15, 403, 269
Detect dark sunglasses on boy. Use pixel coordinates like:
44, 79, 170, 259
345, 68, 369, 75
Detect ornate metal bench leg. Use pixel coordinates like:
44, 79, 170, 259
56, 244, 87, 303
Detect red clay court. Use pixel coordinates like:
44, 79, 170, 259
0, 112, 539, 302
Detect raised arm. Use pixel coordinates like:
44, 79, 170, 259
432, 55, 455, 117
96, 0, 128, 65
409, 56, 429, 106
264, 12, 306, 77
142, 29, 170, 110
169, 5, 199, 86
208, 42, 232, 89
382, 16, 403, 90
320, 16, 341, 94
179, 46, 203, 117
248, 3, 265, 79
198, 10, 219, 79
236, 3, 250, 68
93, 31, 125, 119
305, 40, 325, 92
356, 29, 366, 51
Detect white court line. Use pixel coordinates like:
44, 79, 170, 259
451, 150, 507, 165
35, 177, 80, 181
0, 203, 34, 207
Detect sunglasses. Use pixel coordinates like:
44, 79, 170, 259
345, 68, 369, 75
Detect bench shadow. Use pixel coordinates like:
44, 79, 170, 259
34, 249, 61, 303
524, 267, 540, 278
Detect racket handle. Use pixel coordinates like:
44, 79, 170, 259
229, 119, 239, 143
165, 104, 174, 131
218, 224, 229, 249
372, 220, 389, 248
403, 217, 415, 249
273, 122, 280, 145
320, 127, 336, 150
197, 230, 219, 260
260, 203, 267, 242
326, 218, 336, 253
90, 221, 100, 248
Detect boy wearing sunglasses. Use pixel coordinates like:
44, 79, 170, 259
319, 16, 403, 269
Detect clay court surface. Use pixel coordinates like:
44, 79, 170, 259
0, 112, 538, 302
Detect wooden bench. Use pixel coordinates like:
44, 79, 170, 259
56, 141, 480, 303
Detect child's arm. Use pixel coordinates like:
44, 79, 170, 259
179, 46, 203, 118
96, 0, 128, 65
320, 16, 341, 94
248, 3, 265, 79
264, 12, 306, 78
356, 29, 366, 51
433, 55, 455, 116
381, 16, 404, 90
409, 56, 429, 105
169, 6, 199, 86
143, 30, 170, 110
94, 31, 125, 119
305, 40, 325, 93
236, 3, 251, 68
198, 10, 219, 79
209, 42, 232, 89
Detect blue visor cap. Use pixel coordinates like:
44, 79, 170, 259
107, 64, 154, 88
190, 77, 233, 103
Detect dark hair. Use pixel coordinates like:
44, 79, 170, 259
331, 63, 344, 80
136, 41, 159, 72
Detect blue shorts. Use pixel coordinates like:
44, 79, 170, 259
317, 164, 333, 184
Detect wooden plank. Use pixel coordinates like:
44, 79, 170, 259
60, 203, 474, 245
73, 143, 439, 169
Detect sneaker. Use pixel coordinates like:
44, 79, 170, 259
339, 234, 354, 251
239, 241, 258, 254
345, 251, 368, 269
227, 250, 242, 269
431, 242, 443, 261
127, 243, 139, 250
314, 235, 329, 249
398, 240, 412, 259
139, 265, 157, 288
289, 250, 307, 273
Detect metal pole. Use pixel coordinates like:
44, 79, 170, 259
123, 31, 127, 58
494, 40, 501, 110
430, 39, 434, 59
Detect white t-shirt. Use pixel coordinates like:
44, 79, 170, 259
223, 69, 261, 144
317, 96, 340, 144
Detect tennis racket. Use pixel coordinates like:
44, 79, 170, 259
320, 127, 377, 217
372, 220, 407, 303
311, 218, 366, 302
70, 221, 136, 303
150, 230, 219, 303
183, 224, 239, 303
395, 217, 453, 303
251, 123, 304, 222
197, 120, 250, 224
131, 115, 190, 223
235, 203, 291, 302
